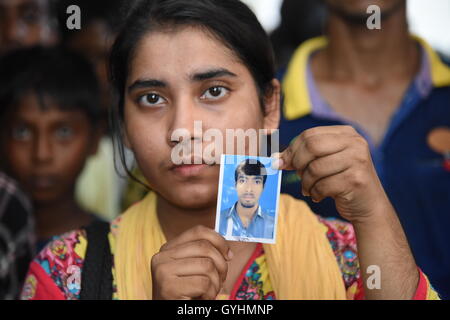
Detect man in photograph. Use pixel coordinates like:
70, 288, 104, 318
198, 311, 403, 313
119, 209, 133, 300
219, 159, 274, 240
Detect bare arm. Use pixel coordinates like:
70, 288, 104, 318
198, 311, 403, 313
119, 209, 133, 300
275, 125, 419, 299
352, 192, 418, 299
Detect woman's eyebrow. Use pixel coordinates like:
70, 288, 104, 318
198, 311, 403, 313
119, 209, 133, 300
127, 68, 236, 93
127, 79, 167, 93
191, 68, 237, 82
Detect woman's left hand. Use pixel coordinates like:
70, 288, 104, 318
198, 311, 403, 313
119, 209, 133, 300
274, 125, 389, 224
274, 125, 421, 299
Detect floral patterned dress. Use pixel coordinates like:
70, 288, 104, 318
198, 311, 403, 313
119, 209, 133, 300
21, 216, 436, 300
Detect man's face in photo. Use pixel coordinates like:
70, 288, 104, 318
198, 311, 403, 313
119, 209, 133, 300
236, 174, 264, 209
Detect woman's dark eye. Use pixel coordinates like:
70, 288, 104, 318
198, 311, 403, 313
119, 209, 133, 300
201, 86, 229, 100
138, 93, 165, 107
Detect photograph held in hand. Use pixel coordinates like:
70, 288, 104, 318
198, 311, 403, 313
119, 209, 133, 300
215, 155, 282, 244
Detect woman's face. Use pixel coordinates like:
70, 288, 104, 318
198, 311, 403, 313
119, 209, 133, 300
124, 27, 280, 209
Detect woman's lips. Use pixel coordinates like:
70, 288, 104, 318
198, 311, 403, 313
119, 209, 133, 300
171, 164, 209, 177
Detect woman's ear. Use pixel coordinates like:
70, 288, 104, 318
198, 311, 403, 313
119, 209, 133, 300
263, 79, 281, 133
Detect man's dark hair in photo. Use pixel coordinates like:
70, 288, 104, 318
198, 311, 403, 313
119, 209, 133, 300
234, 159, 268, 187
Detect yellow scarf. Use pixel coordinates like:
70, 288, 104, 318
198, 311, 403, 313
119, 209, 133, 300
115, 192, 347, 300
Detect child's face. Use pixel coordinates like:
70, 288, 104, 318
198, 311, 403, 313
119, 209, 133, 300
1, 94, 99, 205
124, 27, 280, 210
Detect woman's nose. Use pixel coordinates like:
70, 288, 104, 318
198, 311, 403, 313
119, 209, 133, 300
167, 97, 203, 146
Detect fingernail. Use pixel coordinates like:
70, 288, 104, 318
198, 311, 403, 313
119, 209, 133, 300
301, 186, 309, 197
271, 152, 281, 159
271, 159, 280, 170
227, 249, 234, 260
272, 159, 284, 170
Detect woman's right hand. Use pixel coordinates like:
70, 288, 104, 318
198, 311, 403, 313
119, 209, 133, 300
151, 225, 233, 300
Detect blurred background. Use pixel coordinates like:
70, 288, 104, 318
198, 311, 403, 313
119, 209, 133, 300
243, 0, 450, 65
243, 0, 450, 54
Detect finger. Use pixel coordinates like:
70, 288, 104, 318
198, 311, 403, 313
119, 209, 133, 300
276, 125, 358, 171
309, 168, 354, 203
168, 239, 229, 283
279, 133, 349, 173
276, 143, 297, 171
301, 148, 353, 197
160, 225, 232, 261
171, 257, 222, 294
177, 275, 217, 300
299, 125, 359, 137
199, 281, 220, 300
271, 152, 283, 170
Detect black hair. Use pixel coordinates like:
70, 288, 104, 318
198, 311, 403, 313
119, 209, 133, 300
270, 0, 326, 69
235, 159, 267, 186
0, 46, 101, 124
109, 0, 276, 186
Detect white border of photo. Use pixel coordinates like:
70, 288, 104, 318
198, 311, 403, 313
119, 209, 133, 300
214, 154, 282, 244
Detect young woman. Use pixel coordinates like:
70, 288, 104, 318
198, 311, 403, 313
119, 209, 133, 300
21, 0, 439, 300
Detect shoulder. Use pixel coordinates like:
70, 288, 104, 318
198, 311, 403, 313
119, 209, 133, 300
220, 207, 232, 219
277, 194, 360, 288
218, 208, 232, 231
277, 194, 319, 224
317, 217, 360, 289
260, 209, 275, 223
37, 230, 87, 276
22, 218, 119, 300
21, 229, 87, 300
278, 194, 352, 239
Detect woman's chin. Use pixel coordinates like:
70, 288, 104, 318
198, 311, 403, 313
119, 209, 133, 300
163, 187, 217, 210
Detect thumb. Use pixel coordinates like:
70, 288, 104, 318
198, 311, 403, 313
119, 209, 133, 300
271, 147, 295, 171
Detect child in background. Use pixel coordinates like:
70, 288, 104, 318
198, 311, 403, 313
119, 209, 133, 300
57, 0, 128, 220
0, 46, 103, 251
